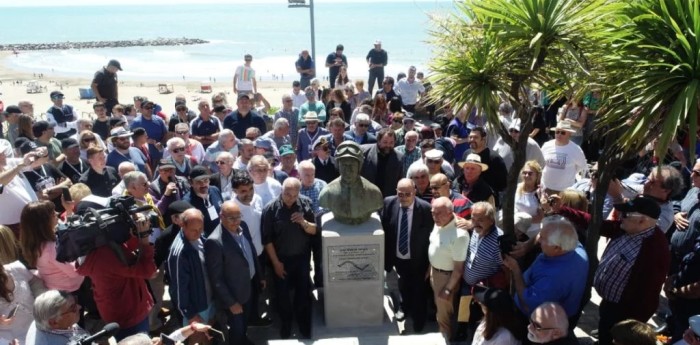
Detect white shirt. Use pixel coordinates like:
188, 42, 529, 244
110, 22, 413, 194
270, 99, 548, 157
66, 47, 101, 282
395, 78, 425, 105
0, 159, 38, 225
428, 217, 470, 271
541, 139, 587, 191
233, 157, 249, 171
396, 201, 414, 260
472, 322, 521, 345
291, 90, 307, 109
233, 194, 264, 255
254, 177, 282, 207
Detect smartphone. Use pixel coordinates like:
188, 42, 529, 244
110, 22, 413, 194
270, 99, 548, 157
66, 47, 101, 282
209, 327, 225, 342
160, 333, 176, 345
62, 187, 72, 202
6, 305, 18, 319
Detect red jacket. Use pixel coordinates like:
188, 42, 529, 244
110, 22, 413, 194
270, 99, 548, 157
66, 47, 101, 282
76, 237, 156, 329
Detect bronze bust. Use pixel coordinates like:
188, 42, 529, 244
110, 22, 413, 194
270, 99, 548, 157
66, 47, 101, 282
319, 141, 383, 225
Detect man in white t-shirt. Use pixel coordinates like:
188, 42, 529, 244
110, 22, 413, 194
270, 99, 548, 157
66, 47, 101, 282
0, 140, 41, 235
233, 54, 257, 96
541, 121, 587, 194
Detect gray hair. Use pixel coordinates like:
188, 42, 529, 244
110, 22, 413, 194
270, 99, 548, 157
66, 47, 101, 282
283, 177, 302, 190
472, 201, 496, 222
117, 334, 153, 345
33, 290, 72, 331
216, 151, 233, 162
274, 117, 290, 130
166, 137, 185, 150
542, 215, 579, 252
498, 102, 514, 115
355, 113, 370, 124
656, 165, 685, 200
218, 129, 235, 145
238, 138, 254, 150
247, 154, 270, 171
406, 163, 429, 178
123, 171, 147, 188
117, 161, 136, 177
298, 160, 315, 171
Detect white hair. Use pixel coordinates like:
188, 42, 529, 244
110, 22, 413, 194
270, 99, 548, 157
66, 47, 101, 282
355, 113, 370, 124
166, 137, 185, 150
542, 216, 579, 252
218, 129, 235, 144
274, 117, 290, 130
406, 163, 429, 178
33, 290, 72, 331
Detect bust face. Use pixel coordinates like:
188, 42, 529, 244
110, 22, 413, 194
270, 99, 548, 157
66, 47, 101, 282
338, 158, 360, 182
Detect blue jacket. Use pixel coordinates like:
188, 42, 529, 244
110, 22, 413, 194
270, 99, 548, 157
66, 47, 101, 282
167, 230, 209, 320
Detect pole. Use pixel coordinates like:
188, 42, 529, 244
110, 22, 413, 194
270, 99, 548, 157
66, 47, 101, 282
309, 0, 316, 67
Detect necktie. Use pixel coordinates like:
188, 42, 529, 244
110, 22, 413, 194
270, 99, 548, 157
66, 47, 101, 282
399, 207, 409, 256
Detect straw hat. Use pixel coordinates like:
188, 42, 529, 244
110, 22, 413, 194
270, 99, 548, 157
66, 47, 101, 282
550, 120, 577, 133
458, 153, 489, 171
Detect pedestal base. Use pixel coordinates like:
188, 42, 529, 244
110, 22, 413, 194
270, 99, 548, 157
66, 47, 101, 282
322, 213, 385, 328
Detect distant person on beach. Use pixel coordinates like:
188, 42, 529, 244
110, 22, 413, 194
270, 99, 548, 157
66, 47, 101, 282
325, 44, 347, 88
295, 49, 315, 89
233, 54, 257, 96
91, 59, 121, 115
366, 40, 388, 94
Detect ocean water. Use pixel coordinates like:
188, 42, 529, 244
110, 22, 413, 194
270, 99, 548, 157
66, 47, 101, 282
0, 1, 454, 82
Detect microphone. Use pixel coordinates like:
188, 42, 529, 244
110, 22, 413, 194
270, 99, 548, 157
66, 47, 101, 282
77, 322, 119, 345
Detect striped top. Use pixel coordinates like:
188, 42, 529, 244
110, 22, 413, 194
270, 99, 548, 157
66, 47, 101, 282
464, 226, 503, 286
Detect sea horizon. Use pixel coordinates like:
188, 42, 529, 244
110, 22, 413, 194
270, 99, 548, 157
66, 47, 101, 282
0, 1, 454, 82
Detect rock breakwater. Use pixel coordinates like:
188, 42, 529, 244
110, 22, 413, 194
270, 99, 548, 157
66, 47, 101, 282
0, 38, 209, 51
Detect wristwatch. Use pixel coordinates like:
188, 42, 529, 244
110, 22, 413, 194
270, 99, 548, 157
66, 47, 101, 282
443, 288, 451, 295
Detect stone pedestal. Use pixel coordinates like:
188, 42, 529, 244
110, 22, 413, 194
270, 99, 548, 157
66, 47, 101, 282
322, 212, 385, 328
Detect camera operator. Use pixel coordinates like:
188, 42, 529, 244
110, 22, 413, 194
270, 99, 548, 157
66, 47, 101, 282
76, 210, 156, 341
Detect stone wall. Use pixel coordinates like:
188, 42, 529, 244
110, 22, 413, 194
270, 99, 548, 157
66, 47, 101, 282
0, 38, 209, 51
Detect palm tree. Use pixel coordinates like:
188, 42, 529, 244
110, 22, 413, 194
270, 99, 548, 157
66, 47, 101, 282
428, 0, 613, 235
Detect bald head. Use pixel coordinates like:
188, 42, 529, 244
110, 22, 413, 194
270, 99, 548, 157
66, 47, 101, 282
430, 173, 450, 198
181, 208, 204, 241
118, 162, 136, 177
431, 196, 454, 227
529, 302, 569, 342
221, 200, 241, 214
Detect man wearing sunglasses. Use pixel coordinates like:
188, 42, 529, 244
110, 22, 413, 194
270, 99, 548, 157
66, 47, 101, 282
558, 195, 669, 345
540, 121, 587, 195
344, 113, 376, 145
527, 302, 578, 344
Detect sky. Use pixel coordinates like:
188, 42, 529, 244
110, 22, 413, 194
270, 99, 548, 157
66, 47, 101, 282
0, 0, 449, 7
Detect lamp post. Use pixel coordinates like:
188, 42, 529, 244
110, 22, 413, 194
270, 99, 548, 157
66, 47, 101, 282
287, 0, 316, 64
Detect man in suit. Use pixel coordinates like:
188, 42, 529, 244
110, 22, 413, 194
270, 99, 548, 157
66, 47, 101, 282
209, 151, 235, 200
380, 178, 434, 332
205, 201, 263, 345
360, 127, 404, 197
183, 165, 224, 236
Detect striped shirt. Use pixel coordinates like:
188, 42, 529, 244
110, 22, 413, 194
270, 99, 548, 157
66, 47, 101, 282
395, 145, 422, 176
464, 226, 504, 286
594, 226, 655, 302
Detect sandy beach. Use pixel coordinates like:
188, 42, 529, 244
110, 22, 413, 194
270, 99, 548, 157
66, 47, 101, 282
0, 52, 295, 119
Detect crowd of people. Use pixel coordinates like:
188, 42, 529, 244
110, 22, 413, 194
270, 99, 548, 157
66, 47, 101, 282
0, 52, 698, 345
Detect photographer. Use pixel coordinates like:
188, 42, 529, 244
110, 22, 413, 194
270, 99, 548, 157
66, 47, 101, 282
76, 210, 156, 341
0, 140, 42, 237
18, 141, 72, 213
148, 159, 189, 219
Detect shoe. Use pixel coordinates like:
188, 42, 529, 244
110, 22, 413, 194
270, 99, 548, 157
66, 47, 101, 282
654, 323, 668, 335
394, 309, 406, 321
249, 316, 272, 327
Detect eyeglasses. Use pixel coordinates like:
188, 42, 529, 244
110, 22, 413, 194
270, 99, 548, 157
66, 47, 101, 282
215, 160, 229, 165
426, 159, 441, 164
175, 131, 189, 135
357, 123, 369, 128
397, 191, 413, 197
555, 131, 569, 135
621, 212, 645, 219
430, 183, 446, 190
692, 169, 700, 176
172, 147, 186, 153
529, 318, 558, 332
